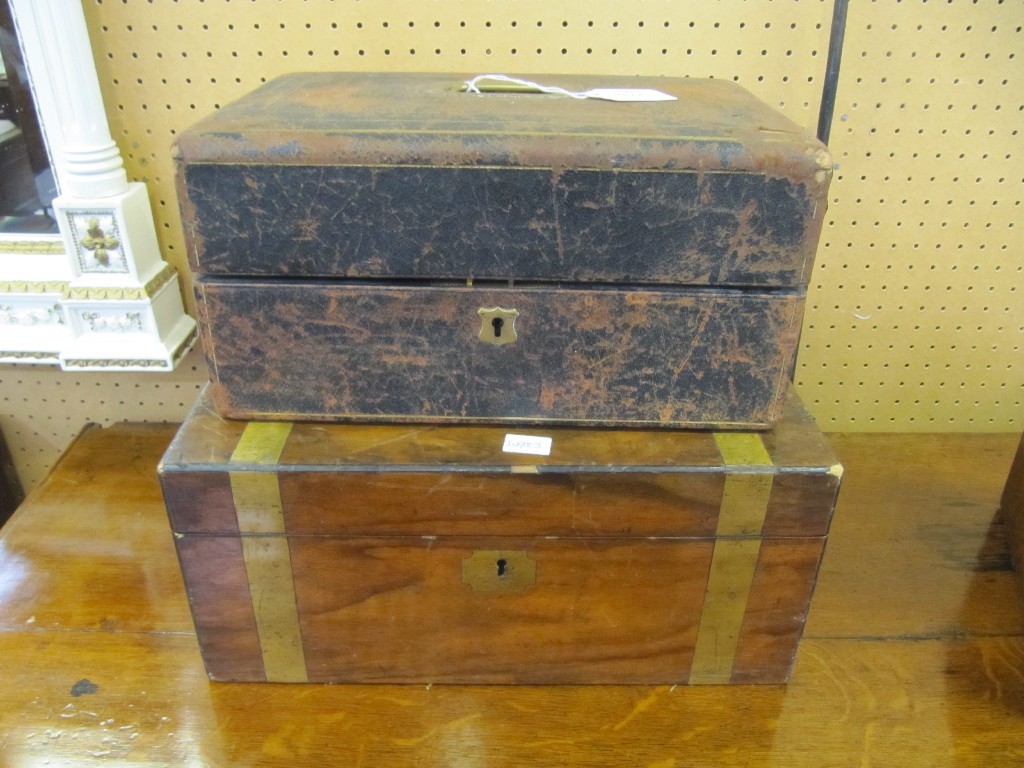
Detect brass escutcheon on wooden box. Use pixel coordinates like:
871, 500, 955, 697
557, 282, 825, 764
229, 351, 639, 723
462, 549, 536, 593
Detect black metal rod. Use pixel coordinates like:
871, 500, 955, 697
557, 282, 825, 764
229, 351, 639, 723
817, 0, 851, 145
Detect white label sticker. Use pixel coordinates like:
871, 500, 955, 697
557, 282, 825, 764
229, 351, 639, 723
502, 434, 553, 456
580, 88, 677, 102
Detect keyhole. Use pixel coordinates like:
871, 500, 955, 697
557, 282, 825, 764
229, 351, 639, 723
496, 558, 508, 577
491, 317, 504, 338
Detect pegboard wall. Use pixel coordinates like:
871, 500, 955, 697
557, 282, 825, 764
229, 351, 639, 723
0, 0, 1020, 492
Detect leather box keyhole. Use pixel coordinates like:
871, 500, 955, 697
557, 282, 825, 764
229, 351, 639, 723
496, 558, 508, 577
476, 307, 519, 346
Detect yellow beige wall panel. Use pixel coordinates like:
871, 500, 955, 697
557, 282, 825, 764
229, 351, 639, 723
0, 0, 1019, 491
797, 0, 1021, 432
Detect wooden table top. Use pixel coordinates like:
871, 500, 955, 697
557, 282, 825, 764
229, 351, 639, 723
0, 423, 1022, 767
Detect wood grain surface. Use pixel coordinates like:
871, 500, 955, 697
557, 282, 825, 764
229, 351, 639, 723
1, 425, 1022, 766
161, 387, 840, 542
1002, 434, 1024, 604
162, 388, 837, 683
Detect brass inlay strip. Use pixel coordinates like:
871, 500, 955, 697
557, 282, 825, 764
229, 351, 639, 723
240, 538, 308, 683
716, 473, 774, 536
712, 433, 774, 537
229, 472, 286, 534
229, 421, 306, 681
231, 421, 293, 464
713, 432, 773, 467
688, 432, 775, 684
229, 420, 292, 533
688, 539, 762, 685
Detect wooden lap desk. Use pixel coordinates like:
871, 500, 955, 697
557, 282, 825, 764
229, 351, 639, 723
0, 423, 1021, 766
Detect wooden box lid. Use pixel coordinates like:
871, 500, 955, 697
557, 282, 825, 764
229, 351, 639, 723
160, 386, 842, 539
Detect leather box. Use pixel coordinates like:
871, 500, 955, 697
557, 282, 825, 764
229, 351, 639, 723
175, 72, 832, 429
159, 387, 842, 684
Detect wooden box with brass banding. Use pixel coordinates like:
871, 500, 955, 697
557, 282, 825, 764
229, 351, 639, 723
159, 387, 842, 684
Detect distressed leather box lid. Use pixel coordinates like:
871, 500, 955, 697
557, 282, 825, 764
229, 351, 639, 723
174, 71, 832, 286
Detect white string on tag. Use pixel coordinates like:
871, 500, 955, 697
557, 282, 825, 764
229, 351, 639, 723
463, 74, 677, 103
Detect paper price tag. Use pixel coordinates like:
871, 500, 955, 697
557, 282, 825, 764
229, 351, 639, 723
581, 88, 676, 102
502, 434, 553, 456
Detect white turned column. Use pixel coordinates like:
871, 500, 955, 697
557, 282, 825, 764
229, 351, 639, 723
8, 0, 128, 199
3, 0, 197, 371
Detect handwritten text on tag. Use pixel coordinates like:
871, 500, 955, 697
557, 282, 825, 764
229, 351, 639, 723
502, 434, 553, 456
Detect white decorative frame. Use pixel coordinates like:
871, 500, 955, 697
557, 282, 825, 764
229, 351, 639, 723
0, 0, 196, 371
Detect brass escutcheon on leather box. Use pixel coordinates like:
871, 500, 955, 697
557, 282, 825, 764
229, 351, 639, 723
476, 307, 519, 346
